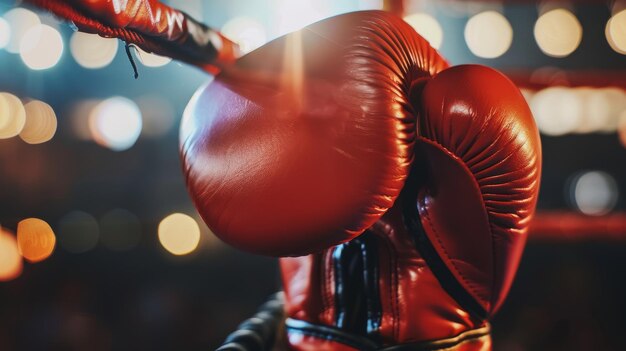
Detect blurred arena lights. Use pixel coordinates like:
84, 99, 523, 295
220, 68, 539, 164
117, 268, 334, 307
570, 171, 619, 216
3, 7, 40, 54
19, 24, 64, 70
57, 211, 99, 254
69, 99, 100, 140
16, 218, 56, 263
99, 209, 141, 252
403, 13, 443, 50
70, 32, 119, 69
137, 95, 176, 138
0, 92, 26, 139
606, 9, 626, 55
523, 86, 626, 136
275, 0, 325, 35
20, 100, 57, 144
89, 97, 143, 151
0, 228, 23, 282
221, 17, 267, 55
358, 0, 384, 10
0, 17, 10, 49
530, 87, 583, 136
464, 11, 513, 59
619, 111, 626, 147
158, 213, 201, 256
534, 9, 582, 58
134, 46, 171, 67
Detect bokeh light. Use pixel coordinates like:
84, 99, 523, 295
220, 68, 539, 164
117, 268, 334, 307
89, 97, 143, 151
0, 228, 23, 282
70, 32, 119, 69
464, 11, 513, 59
0, 92, 26, 139
275, 0, 324, 35
0, 17, 10, 50
58, 211, 99, 254
358, 0, 384, 10
606, 10, 626, 55
100, 209, 141, 252
137, 95, 176, 138
20, 24, 64, 70
619, 110, 626, 148
134, 46, 171, 67
534, 9, 582, 58
222, 17, 267, 54
3, 7, 40, 54
404, 13, 444, 50
530, 87, 583, 136
20, 100, 58, 144
575, 88, 610, 134
69, 99, 100, 140
17, 218, 56, 263
158, 213, 201, 256
571, 171, 619, 216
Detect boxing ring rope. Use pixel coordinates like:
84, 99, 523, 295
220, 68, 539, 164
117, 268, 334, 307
529, 211, 626, 241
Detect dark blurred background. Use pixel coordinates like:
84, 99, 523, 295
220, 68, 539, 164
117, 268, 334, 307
0, 0, 625, 350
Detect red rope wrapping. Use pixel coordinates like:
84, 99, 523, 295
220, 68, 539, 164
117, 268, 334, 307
23, 0, 218, 72
529, 211, 626, 242
26, 0, 152, 48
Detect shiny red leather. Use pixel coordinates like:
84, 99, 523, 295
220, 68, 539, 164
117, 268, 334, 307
416, 65, 542, 315
280, 63, 540, 349
181, 11, 448, 256
178, 10, 540, 350
25, 0, 238, 72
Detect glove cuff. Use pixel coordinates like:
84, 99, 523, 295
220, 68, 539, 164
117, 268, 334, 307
286, 318, 491, 351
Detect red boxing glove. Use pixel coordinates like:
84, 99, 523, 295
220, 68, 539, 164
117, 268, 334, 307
280, 66, 540, 350
182, 11, 540, 350
181, 11, 448, 256
24, 0, 238, 72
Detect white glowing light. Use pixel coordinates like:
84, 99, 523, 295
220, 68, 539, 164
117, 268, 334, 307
358, 0, 384, 10
158, 213, 201, 256
534, 9, 582, 58
275, 0, 325, 35
572, 171, 618, 216
70, 32, 118, 69
20, 24, 64, 70
530, 87, 583, 136
0, 92, 26, 139
222, 17, 267, 54
404, 13, 444, 50
606, 10, 626, 55
89, 97, 143, 151
464, 11, 513, 59
3, 8, 40, 53
20, 100, 57, 144
134, 46, 171, 67
0, 229, 22, 282
0, 17, 10, 49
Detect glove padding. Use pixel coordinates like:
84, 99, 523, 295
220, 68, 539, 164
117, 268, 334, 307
409, 64, 541, 317
181, 11, 448, 256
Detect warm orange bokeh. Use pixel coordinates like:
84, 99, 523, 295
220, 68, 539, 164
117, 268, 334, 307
0, 229, 23, 282
17, 218, 56, 263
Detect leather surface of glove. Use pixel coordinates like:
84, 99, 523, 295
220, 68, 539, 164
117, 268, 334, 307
280, 63, 540, 350
181, 11, 448, 256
